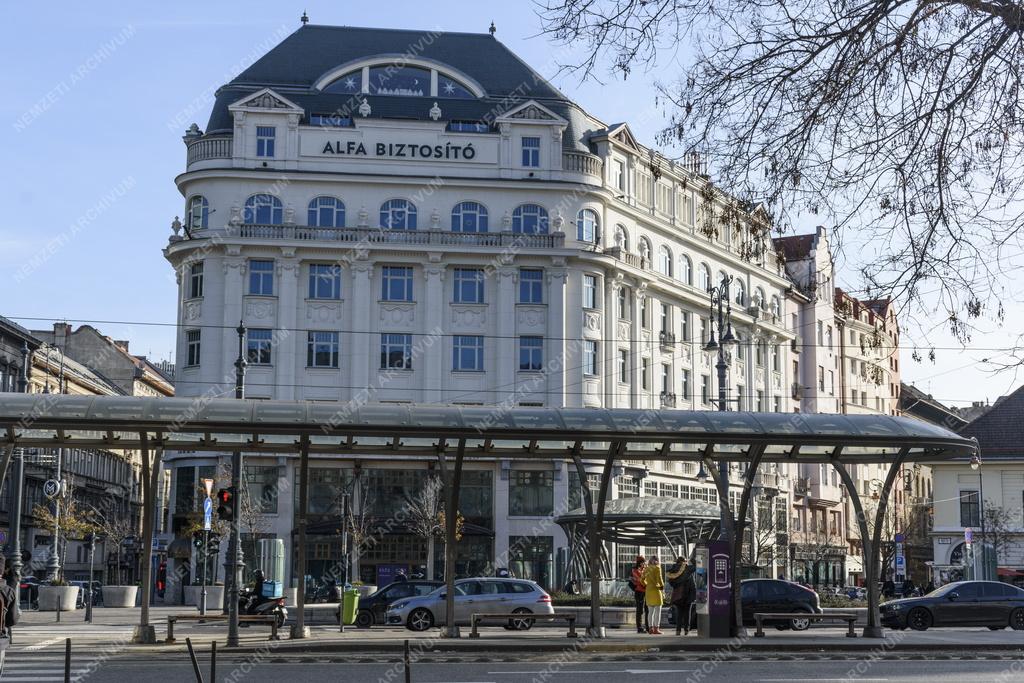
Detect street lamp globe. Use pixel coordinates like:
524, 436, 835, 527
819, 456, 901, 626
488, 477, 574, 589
696, 461, 709, 483
970, 454, 981, 471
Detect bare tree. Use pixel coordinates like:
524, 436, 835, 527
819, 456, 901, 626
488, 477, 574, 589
404, 474, 445, 580
981, 504, 1019, 563
539, 1, 1024, 345
31, 478, 96, 583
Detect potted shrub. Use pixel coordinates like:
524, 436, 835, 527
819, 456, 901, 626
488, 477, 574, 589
38, 578, 80, 612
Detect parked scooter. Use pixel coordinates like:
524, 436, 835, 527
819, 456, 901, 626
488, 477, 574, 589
239, 571, 288, 627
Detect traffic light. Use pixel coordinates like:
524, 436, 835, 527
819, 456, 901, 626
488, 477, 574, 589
216, 487, 235, 522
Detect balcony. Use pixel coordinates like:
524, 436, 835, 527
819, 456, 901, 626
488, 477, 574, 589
791, 336, 802, 353
603, 247, 649, 270
234, 224, 566, 249
791, 383, 803, 400
659, 392, 677, 408
794, 477, 811, 496
658, 330, 676, 349
562, 151, 604, 179
186, 135, 232, 166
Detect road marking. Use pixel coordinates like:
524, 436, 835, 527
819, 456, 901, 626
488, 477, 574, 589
489, 669, 697, 675
23, 637, 65, 651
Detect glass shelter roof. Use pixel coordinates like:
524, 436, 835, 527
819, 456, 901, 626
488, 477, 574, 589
0, 395, 977, 464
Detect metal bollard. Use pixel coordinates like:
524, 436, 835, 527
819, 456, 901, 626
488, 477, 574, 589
185, 637, 205, 683
210, 641, 217, 682
404, 639, 411, 683
64, 638, 71, 683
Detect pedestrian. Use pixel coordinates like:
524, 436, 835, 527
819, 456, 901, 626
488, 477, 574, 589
643, 555, 665, 635
882, 579, 895, 599
668, 558, 696, 636
630, 556, 649, 634
0, 557, 19, 638
924, 579, 935, 594
666, 557, 685, 631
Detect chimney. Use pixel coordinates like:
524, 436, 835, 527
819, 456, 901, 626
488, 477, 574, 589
52, 322, 71, 350
114, 340, 130, 353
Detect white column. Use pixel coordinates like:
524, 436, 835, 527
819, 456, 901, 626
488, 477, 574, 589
496, 266, 517, 398
546, 266, 567, 407
276, 254, 299, 400
603, 275, 616, 409
350, 261, 374, 392
631, 286, 646, 409
423, 263, 445, 403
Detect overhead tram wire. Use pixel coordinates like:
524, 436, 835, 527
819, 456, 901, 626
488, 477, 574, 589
5, 315, 1016, 353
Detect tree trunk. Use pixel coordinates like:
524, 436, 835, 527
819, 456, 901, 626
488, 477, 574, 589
426, 539, 436, 581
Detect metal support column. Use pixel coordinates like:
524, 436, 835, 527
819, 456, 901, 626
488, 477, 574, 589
292, 435, 311, 639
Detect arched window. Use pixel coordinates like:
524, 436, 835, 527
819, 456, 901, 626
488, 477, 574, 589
243, 194, 283, 225
698, 263, 711, 292
576, 209, 599, 243
308, 196, 345, 227
770, 296, 781, 319
614, 224, 629, 251
452, 201, 489, 232
734, 280, 746, 307
680, 254, 692, 285
658, 245, 673, 277
380, 199, 417, 230
512, 204, 548, 234
188, 196, 208, 230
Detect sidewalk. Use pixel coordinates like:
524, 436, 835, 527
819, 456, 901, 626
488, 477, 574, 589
14, 605, 1024, 657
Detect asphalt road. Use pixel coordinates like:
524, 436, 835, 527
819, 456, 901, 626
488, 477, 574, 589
10, 656, 1022, 682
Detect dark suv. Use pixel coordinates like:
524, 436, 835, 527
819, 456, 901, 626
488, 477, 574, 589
740, 579, 823, 630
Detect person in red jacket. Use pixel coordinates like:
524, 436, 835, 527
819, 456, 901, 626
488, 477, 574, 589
630, 555, 649, 634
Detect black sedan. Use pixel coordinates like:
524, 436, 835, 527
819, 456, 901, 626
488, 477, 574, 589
338, 580, 443, 627
881, 580, 1024, 631
740, 579, 823, 631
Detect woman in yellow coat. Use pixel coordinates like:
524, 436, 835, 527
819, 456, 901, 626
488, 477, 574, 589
643, 555, 665, 634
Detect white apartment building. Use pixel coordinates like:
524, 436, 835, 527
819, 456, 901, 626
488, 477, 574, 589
161, 24, 799, 598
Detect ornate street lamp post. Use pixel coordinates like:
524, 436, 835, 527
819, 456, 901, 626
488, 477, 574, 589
970, 454, 987, 580
226, 321, 247, 647
703, 276, 737, 539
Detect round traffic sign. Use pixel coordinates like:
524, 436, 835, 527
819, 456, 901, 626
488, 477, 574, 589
43, 479, 61, 499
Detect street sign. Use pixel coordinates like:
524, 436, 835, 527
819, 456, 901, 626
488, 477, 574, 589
43, 479, 61, 499
965, 527, 974, 544
894, 533, 905, 544
203, 497, 213, 531
202, 478, 215, 497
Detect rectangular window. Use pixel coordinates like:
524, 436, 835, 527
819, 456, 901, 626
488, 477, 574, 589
380, 333, 413, 369
308, 264, 342, 300
617, 475, 639, 498
619, 349, 629, 383
641, 297, 649, 328
244, 465, 279, 513
959, 490, 980, 527
186, 330, 201, 367
453, 268, 485, 303
756, 389, 765, 412
817, 321, 824, 346
617, 287, 629, 319
660, 303, 671, 334
660, 364, 670, 394
518, 268, 543, 303
736, 384, 745, 411
614, 160, 625, 191
247, 328, 273, 365
519, 336, 543, 371
521, 136, 540, 167
307, 331, 339, 368
248, 259, 274, 296
453, 335, 484, 371
773, 395, 782, 412
818, 366, 825, 391
509, 470, 553, 516
680, 311, 690, 344
641, 358, 650, 391
583, 340, 598, 376
582, 274, 597, 309
828, 370, 835, 396
699, 317, 708, 344
381, 266, 414, 302
256, 126, 276, 157
681, 369, 691, 401
189, 262, 204, 299
772, 344, 780, 372
701, 375, 710, 405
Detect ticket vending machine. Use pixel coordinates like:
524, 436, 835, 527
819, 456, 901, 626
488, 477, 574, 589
694, 540, 733, 638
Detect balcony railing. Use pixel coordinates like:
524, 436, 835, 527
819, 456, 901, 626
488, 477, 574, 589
658, 331, 677, 349
659, 392, 677, 408
186, 136, 233, 166
235, 224, 566, 249
562, 151, 604, 178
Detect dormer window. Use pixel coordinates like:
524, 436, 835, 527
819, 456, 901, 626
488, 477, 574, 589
256, 126, 276, 157
370, 66, 429, 96
319, 62, 481, 100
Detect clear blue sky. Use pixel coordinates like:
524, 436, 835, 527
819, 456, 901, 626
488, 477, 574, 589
1, 1, 1018, 407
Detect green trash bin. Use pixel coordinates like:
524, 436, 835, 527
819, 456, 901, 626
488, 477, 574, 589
341, 588, 360, 625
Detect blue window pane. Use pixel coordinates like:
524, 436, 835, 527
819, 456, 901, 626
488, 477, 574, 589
451, 202, 488, 233
512, 205, 548, 234
256, 126, 276, 157
323, 71, 362, 94
521, 137, 540, 167
369, 66, 429, 96
244, 194, 283, 225
437, 75, 474, 99
248, 260, 275, 296
453, 268, 484, 303
308, 264, 342, 299
518, 269, 543, 303
382, 266, 413, 302
308, 197, 345, 227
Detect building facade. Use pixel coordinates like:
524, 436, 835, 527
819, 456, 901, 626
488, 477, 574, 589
162, 24, 802, 597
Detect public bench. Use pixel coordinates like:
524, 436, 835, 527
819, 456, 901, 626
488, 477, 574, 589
165, 613, 280, 643
753, 611, 858, 638
469, 612, 577, 638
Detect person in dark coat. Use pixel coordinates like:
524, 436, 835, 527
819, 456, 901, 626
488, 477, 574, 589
0, 557, 19, 636
670, 561, 696, 635
630, 556, 649, 634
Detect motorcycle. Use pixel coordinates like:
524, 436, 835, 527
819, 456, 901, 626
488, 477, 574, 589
312, 578, 341, 603
238, 586, 288, 628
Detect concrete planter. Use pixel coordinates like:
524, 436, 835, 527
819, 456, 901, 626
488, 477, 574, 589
183, 585, 224, 607
38, 585, 80, 612
102, 585, 139, 608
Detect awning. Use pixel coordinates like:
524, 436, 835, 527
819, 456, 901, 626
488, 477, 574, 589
997, 567, 1024, 577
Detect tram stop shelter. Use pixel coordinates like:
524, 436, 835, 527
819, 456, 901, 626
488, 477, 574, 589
0, 395, 976, 641
556, 497, 723, 589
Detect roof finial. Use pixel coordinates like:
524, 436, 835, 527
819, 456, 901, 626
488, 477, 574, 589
489, 21, 496, 36
301, 10, 309, 25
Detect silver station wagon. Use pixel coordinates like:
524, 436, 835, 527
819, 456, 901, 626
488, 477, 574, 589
386, 577, 554, 631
